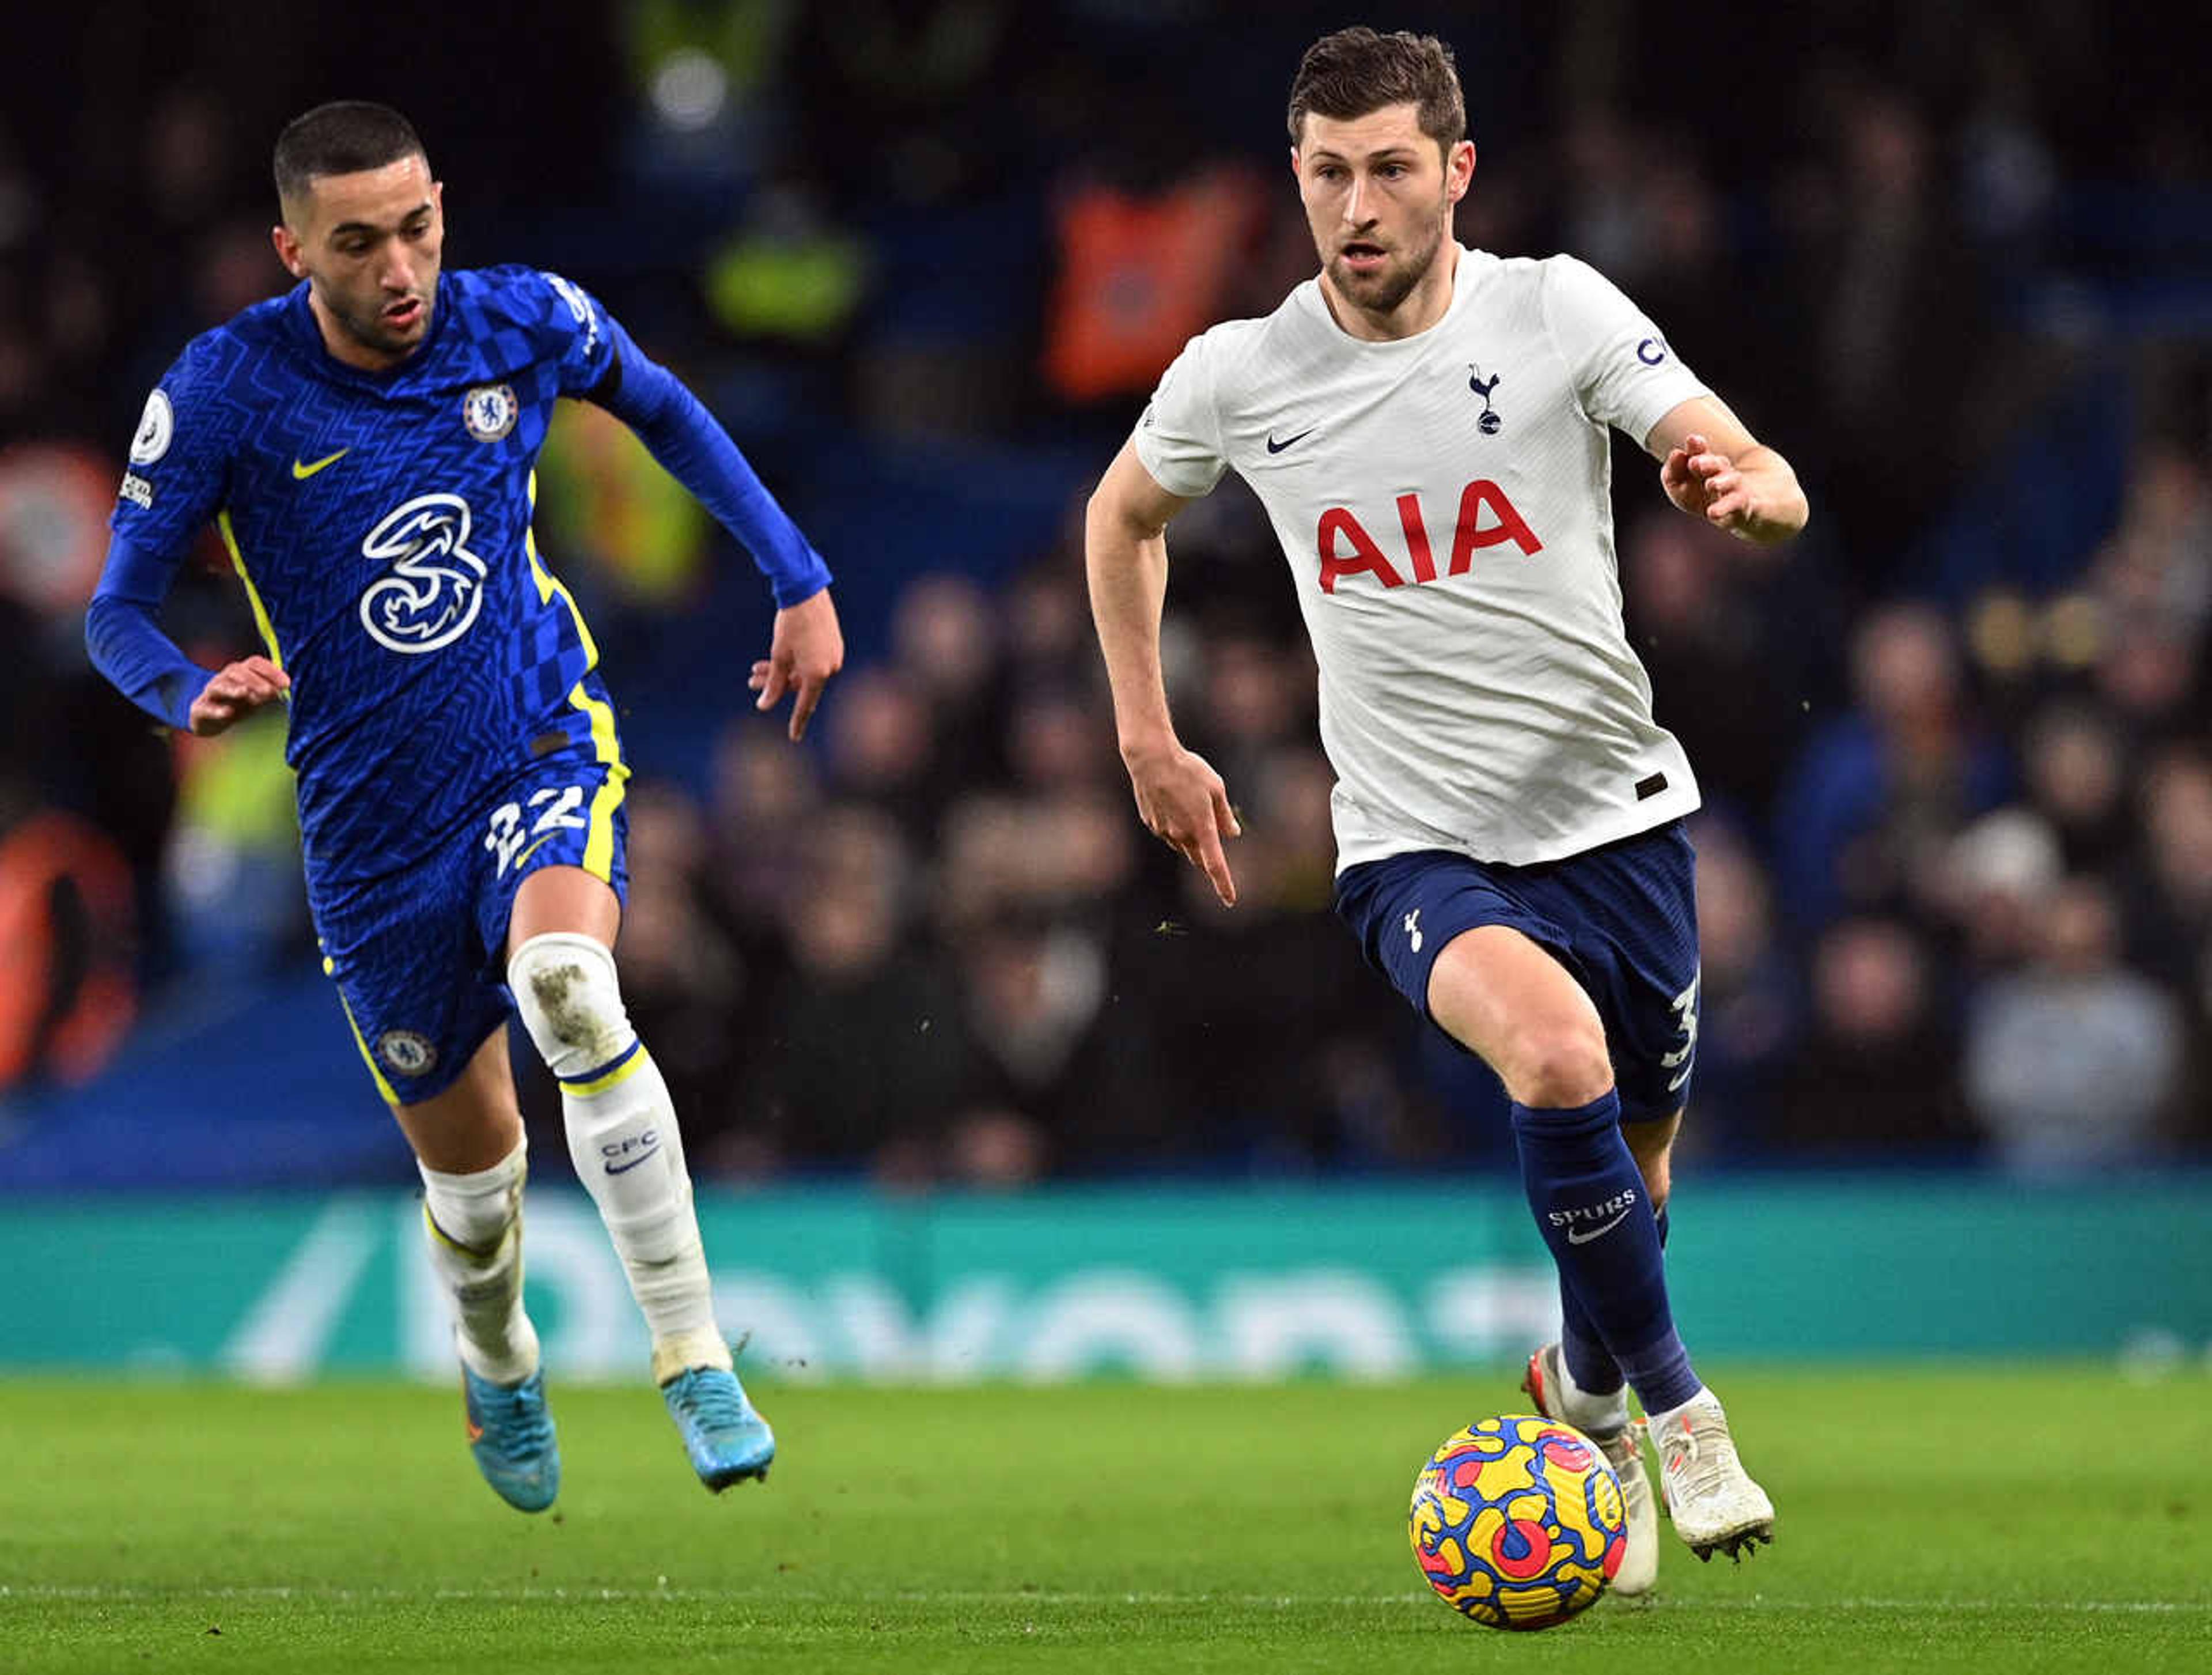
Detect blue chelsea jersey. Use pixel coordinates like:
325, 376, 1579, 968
113, 266, 631, 886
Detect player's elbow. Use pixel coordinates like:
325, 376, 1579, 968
1084, 482, 1164, 558
83, 593, 132, 680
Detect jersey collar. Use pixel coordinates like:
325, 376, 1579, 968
284, 274, 456, 392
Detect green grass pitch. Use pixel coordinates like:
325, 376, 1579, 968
3, 1368, 2207, 1672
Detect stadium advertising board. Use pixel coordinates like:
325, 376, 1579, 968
3, 1180, 2207, 1378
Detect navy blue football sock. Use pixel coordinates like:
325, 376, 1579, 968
1560, 1197, 1672, 1396
1512, 1092, 1700, 1417
1559, 1281, 1623, 1397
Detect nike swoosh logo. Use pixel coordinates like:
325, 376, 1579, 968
1266, 429, 1315, 454
1566, 1210, 1631, 1245
510, 833, 559, 874
606, 1145, 661, 1176
291, 448, 350, 480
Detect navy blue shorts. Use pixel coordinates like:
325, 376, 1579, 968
311, 751, 631, 1105
1332, 821, 1699, 1123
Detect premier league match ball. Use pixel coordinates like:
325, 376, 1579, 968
1408, 1413, 1628, 1630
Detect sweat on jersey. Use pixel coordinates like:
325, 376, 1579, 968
86, 265, 830, 886
1133, 246, 1709, 871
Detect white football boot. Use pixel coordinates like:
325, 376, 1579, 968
1522, 1343, 1659, 1596
1649, 1390, 1775, 1561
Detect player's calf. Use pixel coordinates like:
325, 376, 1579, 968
419, 1141, 539, 1385
509, 933, 732, 1385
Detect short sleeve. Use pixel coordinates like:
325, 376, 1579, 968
540, 270, 619, 396
109, 340, 232, 558
1539, 255, 1708, 444
1132, 334, 1229, 499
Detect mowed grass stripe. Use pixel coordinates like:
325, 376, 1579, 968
5, 1584, 2210, 1610
2, 1369, 2207, 1673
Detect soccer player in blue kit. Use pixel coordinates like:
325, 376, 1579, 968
85, 103, 843, 1510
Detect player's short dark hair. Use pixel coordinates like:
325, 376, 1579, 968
1286, 27, 1465, 156
272, 101, 427, 206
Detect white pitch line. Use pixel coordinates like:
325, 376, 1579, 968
1, 1586, 2206, 1613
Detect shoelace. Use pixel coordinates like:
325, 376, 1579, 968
1600, 1417, 1649, 1477
478, 1382, 554, 1453
669, 1370, 752, 1436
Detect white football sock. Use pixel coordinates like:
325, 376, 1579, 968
1649, 1385, 1718, 1432
1555, 1344, 1633, 1435
418, 1141, 540, 1386
509, 932, 730, 1385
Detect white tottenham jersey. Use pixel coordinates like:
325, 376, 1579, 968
1135, 245, 1708, 871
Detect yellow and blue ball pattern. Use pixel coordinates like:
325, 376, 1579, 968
1408, 1413, 1627, 1630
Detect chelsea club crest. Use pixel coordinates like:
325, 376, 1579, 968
462, 383, 518, 443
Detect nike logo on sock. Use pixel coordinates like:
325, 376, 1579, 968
605, 1142, 661, 1175
1566, 1209, 1632, 1244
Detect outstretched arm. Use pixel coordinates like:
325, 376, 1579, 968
1084, 438, 1241, 906
590, 338, 842, 739
1646, 394, 1809, 545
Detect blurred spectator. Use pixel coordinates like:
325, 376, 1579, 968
704, 175, 871, 351
2019, 701, 2133, 875
1771, 916, 1976, 1157
1964, 875, 2182, 1175
1774, 603, 2011, 929
1779, 77, 1998, 580
1680, 816, 1801, 1155
890, 572, 1002, 792
1124, 743, 1434, 1169
1622, 508, 1803, 814
704, 714, 824, 948
949, 911, 1153, 1175
2124, 748, 2212, 992
1934, 806, 2063, 975
729, 802, 967, 1182
820, 666, 941, 842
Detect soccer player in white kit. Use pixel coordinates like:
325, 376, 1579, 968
1085, 28, 1808, 1588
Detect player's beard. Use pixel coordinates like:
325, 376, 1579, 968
1330, 205, 1448, 319
329, 286, 435, 362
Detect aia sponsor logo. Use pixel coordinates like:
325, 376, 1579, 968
1315, 480, 1542, 593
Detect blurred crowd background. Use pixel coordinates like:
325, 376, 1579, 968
3, 0, 2210, 1189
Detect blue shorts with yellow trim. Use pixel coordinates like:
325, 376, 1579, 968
1331, 819, 1700, 1124
313, 749, 631, 1105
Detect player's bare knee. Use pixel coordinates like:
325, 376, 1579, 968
508, 932, 632, 1080
1503, 1029, 1613, 1110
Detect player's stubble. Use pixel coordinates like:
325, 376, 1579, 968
321, 288, 435, 362
1327, 186, 1450, 319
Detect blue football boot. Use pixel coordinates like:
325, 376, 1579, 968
660, 1366, 775, 1491
462, 1363, 561, 1512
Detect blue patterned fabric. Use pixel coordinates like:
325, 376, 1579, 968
104, 267, 650, 891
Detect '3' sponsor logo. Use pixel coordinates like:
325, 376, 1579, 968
358, 493, 488, 655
